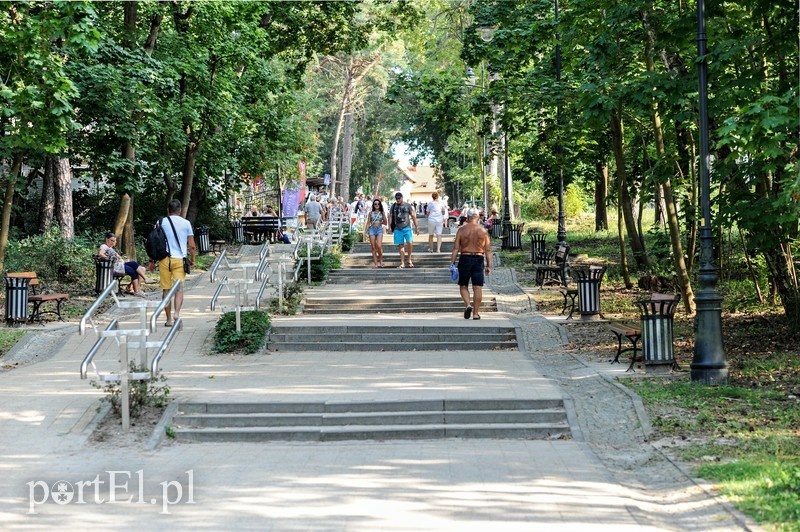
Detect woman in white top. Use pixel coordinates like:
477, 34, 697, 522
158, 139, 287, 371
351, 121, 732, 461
426, 191, 447, 253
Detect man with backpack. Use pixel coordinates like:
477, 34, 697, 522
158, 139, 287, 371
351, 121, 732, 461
159, 199, 196, 327
387, 192, 419, 268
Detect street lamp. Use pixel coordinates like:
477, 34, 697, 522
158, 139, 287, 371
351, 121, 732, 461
466, 67, 490, 216
554, 0, 567, 247
691, 0, 728, 384
477, 25, 514, 248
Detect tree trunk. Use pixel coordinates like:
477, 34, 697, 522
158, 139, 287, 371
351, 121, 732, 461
594, 161, 608, 231
0, 154, 23, 272
179, 142, 198, 218
188, 185, 206, 224
642, 15, 694, 312
763, 241, 800, 328
53, 157, 74, 240
610, 105, 649, 270
617, 185, 633, 289
339, 110, 355, 203
329, 70, 353, 199
39, 158, 55, 233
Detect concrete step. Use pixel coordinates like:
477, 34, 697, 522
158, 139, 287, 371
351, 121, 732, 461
267, 340, 517, 352
343, 255, 454, 268
302, 298, 497, 314
326, 268, 450, 284
351, 242, 455, 254
172, 399, 570, 442
173, 409, 567, 428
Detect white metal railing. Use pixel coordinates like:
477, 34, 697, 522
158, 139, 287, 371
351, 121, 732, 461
79, 280, 183, 431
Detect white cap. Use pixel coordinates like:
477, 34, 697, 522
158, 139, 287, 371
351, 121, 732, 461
466, 208, 480, 218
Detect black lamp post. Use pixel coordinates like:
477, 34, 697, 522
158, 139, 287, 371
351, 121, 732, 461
478, 26, 514, 248
690, 0, 728, 384
554, 0, 567, 247
501, 130, 513, 247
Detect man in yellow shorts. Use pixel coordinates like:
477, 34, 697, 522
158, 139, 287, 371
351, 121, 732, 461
159, 199, 196, 327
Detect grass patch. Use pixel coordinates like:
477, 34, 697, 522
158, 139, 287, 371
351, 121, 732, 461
0, 329, 27, 359
695, 461, 800, 530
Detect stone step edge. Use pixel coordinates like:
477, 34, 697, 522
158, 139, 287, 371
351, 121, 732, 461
173, 422, 570, 434
174, 408, 566, 420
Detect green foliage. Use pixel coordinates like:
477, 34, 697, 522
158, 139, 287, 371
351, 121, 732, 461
340, 230, 356, 252
91, 364, 171, 418
4, 227, 96, 284
213, 310, 270, 354
268, 281, 304, 316
297, 246, 341, 283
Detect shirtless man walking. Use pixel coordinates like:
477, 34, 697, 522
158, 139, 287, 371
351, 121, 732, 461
450, 208, 492, 319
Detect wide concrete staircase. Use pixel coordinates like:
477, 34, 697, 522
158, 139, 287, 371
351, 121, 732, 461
267, 323, 516, 351
302, 294, 498, 314
171, 399, 570, 442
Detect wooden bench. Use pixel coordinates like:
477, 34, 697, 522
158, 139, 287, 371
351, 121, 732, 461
535, 244, 570, 288
6, 272, 69, 324
210, 240, 226, 255
608, 322, 642, 372
240, 216, 281, 243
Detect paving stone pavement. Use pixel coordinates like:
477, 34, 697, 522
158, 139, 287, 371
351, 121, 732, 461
0, 244, 760, 530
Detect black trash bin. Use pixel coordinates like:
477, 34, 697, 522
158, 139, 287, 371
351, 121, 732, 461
528, 232, 547, 263
490, 220, 503, 239
197, 226, 210, 254
5, 275, 31, 325
502, 223, 524, 250
637, 293, 681, 369
94, 257, 116, 295
231, 220, 244, 244
573, 264, 606, 320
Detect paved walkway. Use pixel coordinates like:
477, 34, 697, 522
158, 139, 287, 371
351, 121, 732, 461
0, 244, 757, 530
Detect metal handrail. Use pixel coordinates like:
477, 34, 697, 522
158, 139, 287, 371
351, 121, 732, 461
259, 241, 271, 260
151, 317, 181, 378
80, 320, 118, 379
209, 249, 228, 283
148, 279, 183, 333
210, 279, 227, 311
79, 281, 118, 335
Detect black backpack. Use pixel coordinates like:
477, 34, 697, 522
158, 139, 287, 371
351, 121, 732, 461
144, 220, 170, 261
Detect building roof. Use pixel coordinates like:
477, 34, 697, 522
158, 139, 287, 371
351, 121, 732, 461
396, 164, 440, 201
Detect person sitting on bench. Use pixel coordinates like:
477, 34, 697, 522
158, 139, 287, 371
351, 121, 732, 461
98, 232, 154, 298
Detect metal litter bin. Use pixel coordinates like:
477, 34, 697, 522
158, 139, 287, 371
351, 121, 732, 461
231, 220, 244, 244
197, 226, 210, 254
637, 294, 681, 368
502, 223, 524, 250
573, 264, 606, 320
5, 275, 31, 325
94, 258, 116, 295
528, 232, 547, 263
490, 221, 503, 239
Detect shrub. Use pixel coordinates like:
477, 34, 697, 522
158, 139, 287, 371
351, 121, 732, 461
340, 230, 356, 252
296, 246, 341, 283
91, 363, 171, 418
4, 227, 96, 285
213, 310, 270, 354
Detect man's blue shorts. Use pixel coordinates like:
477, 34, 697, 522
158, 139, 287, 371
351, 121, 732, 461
393, 226, 413, 245
457, 254, 485, 287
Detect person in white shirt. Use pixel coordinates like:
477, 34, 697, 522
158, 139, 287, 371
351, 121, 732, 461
426, 191, 448, 253
159, 199, 196, 327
